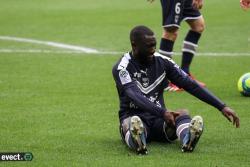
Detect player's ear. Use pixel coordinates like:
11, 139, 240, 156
131, 41, 137, 49
131, 40, 135, 46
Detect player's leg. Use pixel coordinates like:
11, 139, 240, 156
161, 26, 183, 92
159, 0, 184, 58
182, 17, 206, 87
120, 116, 148, 155
160, 27, 179, 58
174, 110, 204, 152
181, 17, 205, 75
181, 0, 206, 86
184, 17, 206, 86
160, 0, 185, 92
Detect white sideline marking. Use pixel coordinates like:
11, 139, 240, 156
0, 36, 99, 54
195, 52, 250, 56
0, 36, 250, 56
0, 49, 250, 56
0, 49, 123, 55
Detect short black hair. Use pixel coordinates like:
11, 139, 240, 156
130, 25, 154, 44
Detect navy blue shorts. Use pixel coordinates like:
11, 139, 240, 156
160, 0, 202, 28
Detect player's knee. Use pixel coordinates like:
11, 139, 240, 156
188, 17, 206, 33
191, 22, 205, 33
194, 24, 205, 33
175, 109, 190, 119
163, 27, 179, 41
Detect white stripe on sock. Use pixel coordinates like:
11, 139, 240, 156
182, 48, 196, 55
125, 131, 132, 148
176, 123, 189, 139
183, 41, 198, 48
159, 49, 174, 57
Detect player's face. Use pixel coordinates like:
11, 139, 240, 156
134, 35, 156, 64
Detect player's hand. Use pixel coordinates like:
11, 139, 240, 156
192, 0, 203, 10
240, 0, 250, 10
147, 0, 155, 3
221, 107, 240, 128
163, 112, 175, 128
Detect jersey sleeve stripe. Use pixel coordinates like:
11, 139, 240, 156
117, 52, 131, 70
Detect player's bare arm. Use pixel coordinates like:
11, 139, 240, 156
240, 0, 250, 10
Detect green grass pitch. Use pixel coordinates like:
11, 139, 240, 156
0, 0, 250, 166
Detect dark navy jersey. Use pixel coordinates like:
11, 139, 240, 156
112, 52, 225, 124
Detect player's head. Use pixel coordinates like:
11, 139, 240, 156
130, 25, 156, 64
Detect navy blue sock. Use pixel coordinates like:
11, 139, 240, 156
159, 38, 174, 58
124, 130, 147, 151
181, 30, 201, 74
175, 115, 191, 144
181, 52, 193, 74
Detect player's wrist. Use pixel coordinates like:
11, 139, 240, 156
219, 104, 227, 112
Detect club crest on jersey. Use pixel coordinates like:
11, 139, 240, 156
142, 77, 149, 87
175, 15, 179, 23
133, 72, 141, 78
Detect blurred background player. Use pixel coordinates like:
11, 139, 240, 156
112, 25, 240, 155
148, 0, 206, 91
240, 0, 250, 9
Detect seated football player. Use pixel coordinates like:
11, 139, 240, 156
112, 25, 240, 155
